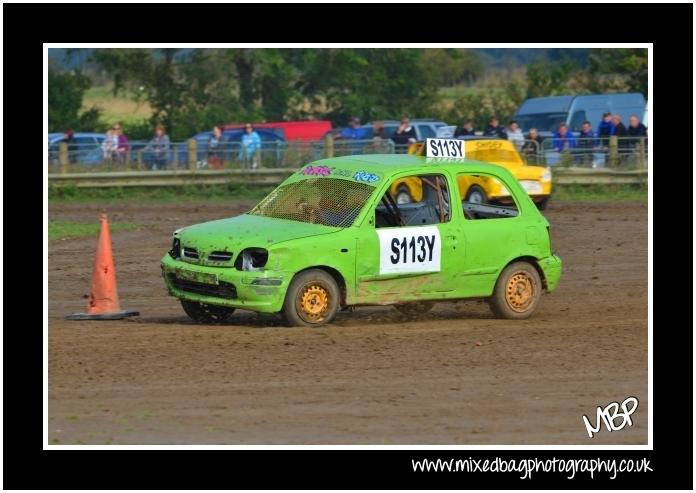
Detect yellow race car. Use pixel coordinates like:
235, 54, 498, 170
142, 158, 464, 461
392, 138, 552, 209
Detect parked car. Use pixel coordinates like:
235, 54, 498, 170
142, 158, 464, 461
161, 147, 562, 326
48, 132, 105, 165
399, 137, 553, 209
514, 93, 646, 139
224, 120, 332, 141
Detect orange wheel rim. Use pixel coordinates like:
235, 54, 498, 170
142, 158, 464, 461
298, 284, 329, 322
505, 272, 535, 312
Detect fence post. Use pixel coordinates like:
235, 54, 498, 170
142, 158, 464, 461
137, 150, 143, 170
638, 138, 646, 169
255, 148, 262, 169
59, 142, 69, 174
324, 134, 334, 159
172, 146, 179, 168
187, 139, 197, 170
609, 136, 618, 168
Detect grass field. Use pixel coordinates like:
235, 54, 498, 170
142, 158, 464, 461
49, 219, 139, 241
82, 84, 153, 125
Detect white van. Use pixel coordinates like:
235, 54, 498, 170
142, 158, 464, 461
514, 93, 647, 137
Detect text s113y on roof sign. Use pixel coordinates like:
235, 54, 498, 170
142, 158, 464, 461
425, 138, 465, 159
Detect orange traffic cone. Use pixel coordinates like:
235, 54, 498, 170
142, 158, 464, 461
67, 214, 139, 320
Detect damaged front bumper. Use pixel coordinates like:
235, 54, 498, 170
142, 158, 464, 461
160, 254, 289, 313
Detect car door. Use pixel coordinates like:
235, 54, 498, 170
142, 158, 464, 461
454, 171, 527, 297
354, 171, 461, 303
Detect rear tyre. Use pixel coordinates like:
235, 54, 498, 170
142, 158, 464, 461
488, 262, 542, 320
535, 197, 550, 211
466, 185, 487, 204
394, 301, 435, 317
180, 300, 235, 324
282, 269, 340, 327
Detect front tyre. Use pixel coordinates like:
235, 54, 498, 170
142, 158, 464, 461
488, 262, 542, 319
283, 269, 340, 327
535, 197, 550, 210
180, 300, 235, 324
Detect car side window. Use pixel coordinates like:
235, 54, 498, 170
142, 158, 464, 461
375, 174, 451, 228
457, 172, 519, 220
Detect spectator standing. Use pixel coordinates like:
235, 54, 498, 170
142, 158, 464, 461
143, 124, 170, 170
627, 115, 647, 138
337, 117, 367, 155
521, 128, 541, 164
612, 114, 628, 154
240, 123, 262, 169
454, 120, 476, 137
577, 121, 596, 166
368, 120, 391, 153
483, 117, 507, 139
627, 114, 648, 165
507, 120, 524, 151
597, 112, 615, 149
552, 123, 576, 152
207, 124, 225, 169
390, 116, 417, 149
113, 123, 129, 164
338, 117, 367, 140
101, 129, 118, 162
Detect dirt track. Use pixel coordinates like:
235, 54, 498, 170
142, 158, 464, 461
48, 200, 648, 445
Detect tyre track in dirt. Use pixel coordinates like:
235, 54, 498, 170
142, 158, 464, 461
48, 200, 647, 444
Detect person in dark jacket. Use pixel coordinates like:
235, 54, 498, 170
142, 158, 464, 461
627, 115, 647, 138
612, 114, 629, 153
521, 127, 541, 164
482, 117, 507, 139
577, 121, 596, 166
597, 112, 615, 148
454, 120, 476, 137
390, 116, 417, 147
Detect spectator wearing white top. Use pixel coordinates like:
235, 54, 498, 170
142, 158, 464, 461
507, 120, 524, 151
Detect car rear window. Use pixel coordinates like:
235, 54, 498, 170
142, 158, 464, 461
249, 177, 376, 228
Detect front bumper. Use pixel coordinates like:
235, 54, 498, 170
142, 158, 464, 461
161, 254, 289, 313
538, 254, 562, 292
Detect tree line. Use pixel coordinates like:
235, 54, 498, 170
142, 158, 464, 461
48, 48, 647, 140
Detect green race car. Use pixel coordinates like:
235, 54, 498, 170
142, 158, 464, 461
161, 147, 562, 326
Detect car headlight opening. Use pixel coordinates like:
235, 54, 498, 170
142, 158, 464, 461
235, 248, 269, 271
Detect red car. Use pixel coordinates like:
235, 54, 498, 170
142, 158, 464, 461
224, 120, 332, 141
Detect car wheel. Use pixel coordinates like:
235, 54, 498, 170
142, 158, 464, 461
283, 269, 340, 327
488, 262, 542, 320
393, 301, 435, 317
395, 186, 413, 204
180, 300, 235, 324
466, 185, 487, 204
536, 197, 550, 210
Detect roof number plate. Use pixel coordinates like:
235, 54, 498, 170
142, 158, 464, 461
426, 138, 465, 159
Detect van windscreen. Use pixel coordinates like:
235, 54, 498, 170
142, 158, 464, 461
516, 113, 568, 133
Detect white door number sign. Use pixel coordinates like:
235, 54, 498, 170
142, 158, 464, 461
377, 226, 441, 275
426, 138, 465, 159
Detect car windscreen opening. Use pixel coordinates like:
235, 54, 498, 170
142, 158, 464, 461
249, 177, 376, 228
